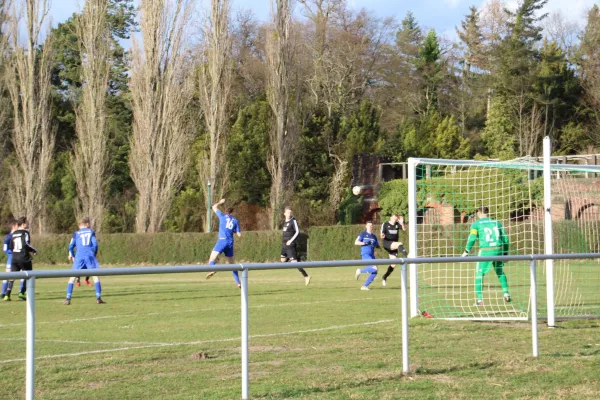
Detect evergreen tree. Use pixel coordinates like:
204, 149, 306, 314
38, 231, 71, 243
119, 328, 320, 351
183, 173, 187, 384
226, 100, 272, 206
457, 6, 485, 74
534, 40, 581, 144
482, 96, 516, 159
418, 30, 443, 114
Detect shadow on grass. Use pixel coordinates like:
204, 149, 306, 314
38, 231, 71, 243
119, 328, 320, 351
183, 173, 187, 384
252, 362, 497, 399
415, 361, 496, 375
37, 287, 305, 302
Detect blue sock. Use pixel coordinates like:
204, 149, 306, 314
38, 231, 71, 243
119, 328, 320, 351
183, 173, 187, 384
95, 282, 102, 299
364, 271, 377, 287
360, 266, 377, 274
20, 279, 26, 293
66, 283, 74, 299
232, 271, 240, 285
1, 280, 6, 296
209, 260, 216, 266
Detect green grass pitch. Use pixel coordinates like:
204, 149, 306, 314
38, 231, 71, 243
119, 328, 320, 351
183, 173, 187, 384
1, 264, 599, 399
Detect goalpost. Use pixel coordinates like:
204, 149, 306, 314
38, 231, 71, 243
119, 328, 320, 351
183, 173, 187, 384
407, 140, 600, 321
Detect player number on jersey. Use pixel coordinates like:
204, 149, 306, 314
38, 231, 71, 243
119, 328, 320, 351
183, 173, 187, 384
81, 233, 92, 246
483, 227, 500, 246
13, 240, 22, 252
226, 219, 234, 230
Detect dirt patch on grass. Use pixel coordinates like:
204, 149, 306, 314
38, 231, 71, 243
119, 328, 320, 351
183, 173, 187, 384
87, 382, 104, 389
189, 352, 215, 360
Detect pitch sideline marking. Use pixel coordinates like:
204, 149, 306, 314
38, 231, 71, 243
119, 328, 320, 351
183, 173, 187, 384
3, 319, 395, 363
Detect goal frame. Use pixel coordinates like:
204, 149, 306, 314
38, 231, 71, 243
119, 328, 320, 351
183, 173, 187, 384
407, 137, 600, 321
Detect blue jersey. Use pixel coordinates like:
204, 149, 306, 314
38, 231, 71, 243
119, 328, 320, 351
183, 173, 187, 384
216, 210, 240, 242
69, 228, 98, 259
3, 232, 12, 266
357, 231, 379, 258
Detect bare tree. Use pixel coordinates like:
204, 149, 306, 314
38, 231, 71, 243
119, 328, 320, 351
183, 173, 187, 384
196, 0, 233, 232
72, 0, 111, 231
301, 1, 393, 218
0, 0, 10, 156
265, 0, 297, 229
544, 12, 580, 56
4, 0, 55, 232
129, 0, 195, 233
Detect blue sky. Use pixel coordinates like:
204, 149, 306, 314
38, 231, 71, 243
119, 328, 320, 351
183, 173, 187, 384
49, 0, 596, 41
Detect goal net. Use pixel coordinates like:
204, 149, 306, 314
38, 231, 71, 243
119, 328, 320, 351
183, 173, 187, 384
407, 157, 600, 320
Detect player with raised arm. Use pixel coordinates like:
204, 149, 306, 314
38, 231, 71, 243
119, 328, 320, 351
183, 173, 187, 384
281, 207, 311, 286
354, 221, 380, 290
461, 206, 511, 306
1, 220, 25, 299
205, 199, 242, 287
4, 217, 37, 301
64, 217, 105, 305
380, 213, 408, 287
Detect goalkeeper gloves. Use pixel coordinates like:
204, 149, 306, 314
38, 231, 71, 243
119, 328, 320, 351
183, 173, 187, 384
461, 251, 468, 257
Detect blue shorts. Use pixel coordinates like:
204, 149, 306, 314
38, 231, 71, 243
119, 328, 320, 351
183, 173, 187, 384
72, 255, 100, 270
361, 254, 376, 260
213, 240, 234, 258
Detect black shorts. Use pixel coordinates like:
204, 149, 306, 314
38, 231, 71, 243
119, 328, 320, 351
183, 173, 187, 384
383, 240, 398, 256
281, 244, 298, 261
11, 260, 33, 272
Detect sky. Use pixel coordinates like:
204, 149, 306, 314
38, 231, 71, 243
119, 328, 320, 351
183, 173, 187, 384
49, 0, 597, 41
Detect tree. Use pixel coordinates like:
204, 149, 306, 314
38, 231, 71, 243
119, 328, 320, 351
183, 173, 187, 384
455, 6, 488, 135
265, 0, 297, 229
5, 0, 55, 232
493, 0, 549, 156
385, 11, 423, 120
533, 40, 581, 144
417, 29, 443, 115
72, 0, 111, 231
301, 1, 394, 215
482, 95, 516, 159
227, 100, 271, 206
129, 0, 195, 233
579, 5, 600, 143
432, 115, 471, 159
197, 0, 234, 232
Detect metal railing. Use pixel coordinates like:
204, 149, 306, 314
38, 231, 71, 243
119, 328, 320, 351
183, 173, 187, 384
1, 253, 599, 400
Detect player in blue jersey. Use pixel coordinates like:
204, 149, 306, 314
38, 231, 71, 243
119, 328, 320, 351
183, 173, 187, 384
1, 219, 25, 299
63, 217, 105, 305
205, 199, 242, 287
354, 221, 380, 290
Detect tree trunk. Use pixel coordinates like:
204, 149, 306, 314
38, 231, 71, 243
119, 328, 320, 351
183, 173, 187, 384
5, 0, 55, 233
129, 0, 194, 233
73, 0, 111, 231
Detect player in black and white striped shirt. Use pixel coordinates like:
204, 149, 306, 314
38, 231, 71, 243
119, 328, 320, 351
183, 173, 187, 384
380, 213, 408, 287
281, 207, 311, 286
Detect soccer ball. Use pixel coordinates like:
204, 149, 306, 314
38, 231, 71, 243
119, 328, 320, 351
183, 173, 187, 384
352, 186, 362, 196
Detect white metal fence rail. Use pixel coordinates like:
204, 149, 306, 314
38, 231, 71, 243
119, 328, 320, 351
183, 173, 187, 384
1, 253, 598, 400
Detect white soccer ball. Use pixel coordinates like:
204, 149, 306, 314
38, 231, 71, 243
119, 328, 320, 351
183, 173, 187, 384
352, 186, 362, 196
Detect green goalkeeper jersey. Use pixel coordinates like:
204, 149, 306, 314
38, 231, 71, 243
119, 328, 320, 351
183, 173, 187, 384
465, 217, 509, 254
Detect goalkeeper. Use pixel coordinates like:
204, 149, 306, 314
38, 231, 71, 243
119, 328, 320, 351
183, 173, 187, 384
461, 206, 511, 305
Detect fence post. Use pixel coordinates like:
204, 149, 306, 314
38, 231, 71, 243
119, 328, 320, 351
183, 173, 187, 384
401, 262, 409, 374
26, 277, 36, 400
530, 260, 539, 357
241, 267, 249, 399
543, 136, 555, 328
407, 158, 419, 317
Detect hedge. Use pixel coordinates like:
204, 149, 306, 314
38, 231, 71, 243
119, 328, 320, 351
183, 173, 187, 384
30, 231, 289, 265
307, 225, 409, 261
13, 220, 594, 266
23, 225, 407, 266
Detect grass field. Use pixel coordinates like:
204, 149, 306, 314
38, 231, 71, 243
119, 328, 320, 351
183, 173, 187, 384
1, 264, 600, 399
416, 260, 600, 320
